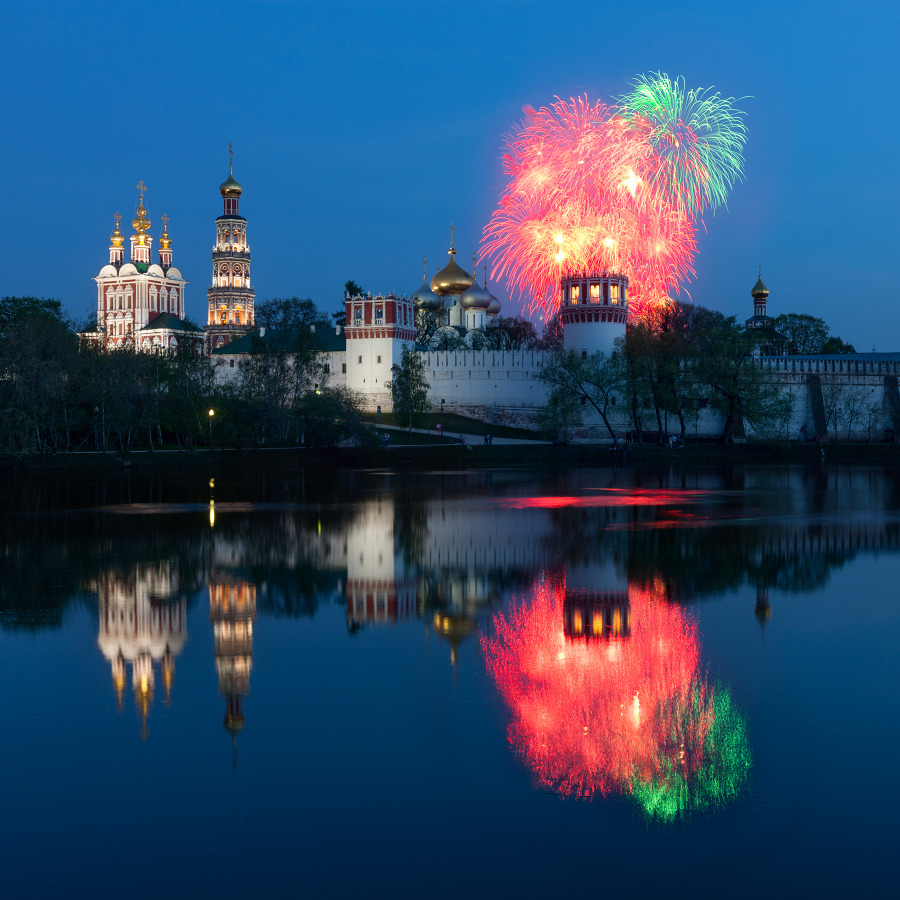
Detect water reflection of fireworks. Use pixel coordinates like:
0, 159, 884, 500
481, 574, 750, 821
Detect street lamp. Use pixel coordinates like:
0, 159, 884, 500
208, 408, 215, 450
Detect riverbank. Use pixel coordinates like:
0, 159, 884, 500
4, 439, 900, 475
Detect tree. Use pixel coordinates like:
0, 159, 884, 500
336, 281, 366, 326
692, 309, 794, 442
536, 390, 581, 443
773, 312, 856, 355
485, 316, 540, 350
821, 336, 856, 354
538, 313, 564, 350
415, 308, 439, 346
0, 297, 79, 454
537, 350, 623, 442
772, 313, 829, 355
255, 297, 322, 331
296, 386, 376, 448
387, 345, 430, 431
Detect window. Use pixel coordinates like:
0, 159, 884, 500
324, 364, 330, 374
581, 350, 588, 360
342, 363, 346, 374
230, 360, 235, 368
610, 284, 619, 305
376, 355, 381, 364
570, 285, 580, 303
589, 283, 600, 301
610, 396, 616, 406
354, 307, 362, 321
357, 355, 362, 364
375, 307, 383, 321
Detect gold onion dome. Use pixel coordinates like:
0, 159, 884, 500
132, 199, 150, 237
110, 213, 124, 248
751, 275, 769, 299
431, 248, 474, 296
220, 168, 243, 197
159, 214, 171, 250
460, 279, 491, 310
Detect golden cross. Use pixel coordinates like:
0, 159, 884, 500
136, 179, 146, 199
114, 211, 121, 227
449, 218, 455, 248
228, 141, 234, 171
161, 213, 169, 229
473, 252, 478, 275
422, 255, 427, 281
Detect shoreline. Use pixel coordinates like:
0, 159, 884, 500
4, 440, 900, 474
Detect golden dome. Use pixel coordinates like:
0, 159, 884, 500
132, 199, 150, 238
220, 167, 243, 197
110, 212, 124, 249
751, 274, 769, 299
159, 213, 171, 250
431, 248, 473, 296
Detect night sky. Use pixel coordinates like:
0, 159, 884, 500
3, 0, 897, 349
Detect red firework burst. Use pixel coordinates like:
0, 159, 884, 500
483, 95, 704, 322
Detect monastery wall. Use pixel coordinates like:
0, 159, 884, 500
419, 349, 550, 409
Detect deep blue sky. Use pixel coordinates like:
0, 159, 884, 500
3, 0, 897, 348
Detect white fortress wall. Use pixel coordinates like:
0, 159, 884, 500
420, 349, 551, 409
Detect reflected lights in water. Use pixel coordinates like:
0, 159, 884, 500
482, 573, 751, 821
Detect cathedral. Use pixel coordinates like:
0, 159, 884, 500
92, 181, 205, 352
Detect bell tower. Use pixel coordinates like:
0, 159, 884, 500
206, 144, 255, 351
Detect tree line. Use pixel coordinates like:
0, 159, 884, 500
0, 295, 373, 455
538, 304, 857, 444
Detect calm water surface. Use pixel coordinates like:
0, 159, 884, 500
0, 463, 897, 897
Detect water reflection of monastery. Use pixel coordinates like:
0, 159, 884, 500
88, 466, 900, 742
94, 565, 187, 739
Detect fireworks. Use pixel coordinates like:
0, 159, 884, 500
483, 75, 747, 321
481, 573, 751, 820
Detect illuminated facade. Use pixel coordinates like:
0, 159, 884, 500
205, 150, 255, 351
559, 271, 629, 356
92, 182, 204, 352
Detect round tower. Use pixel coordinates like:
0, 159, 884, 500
560, 271, 629, 356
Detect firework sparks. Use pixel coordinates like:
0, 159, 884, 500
483, 77, 747, 321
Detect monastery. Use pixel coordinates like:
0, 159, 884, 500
88, 163, 900, 441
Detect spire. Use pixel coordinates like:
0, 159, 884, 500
158, 213, 172, 268
130, 181, 152, 264
132, 180, 150, 239
109, 211, 124, 265
219, 143, 243, 214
